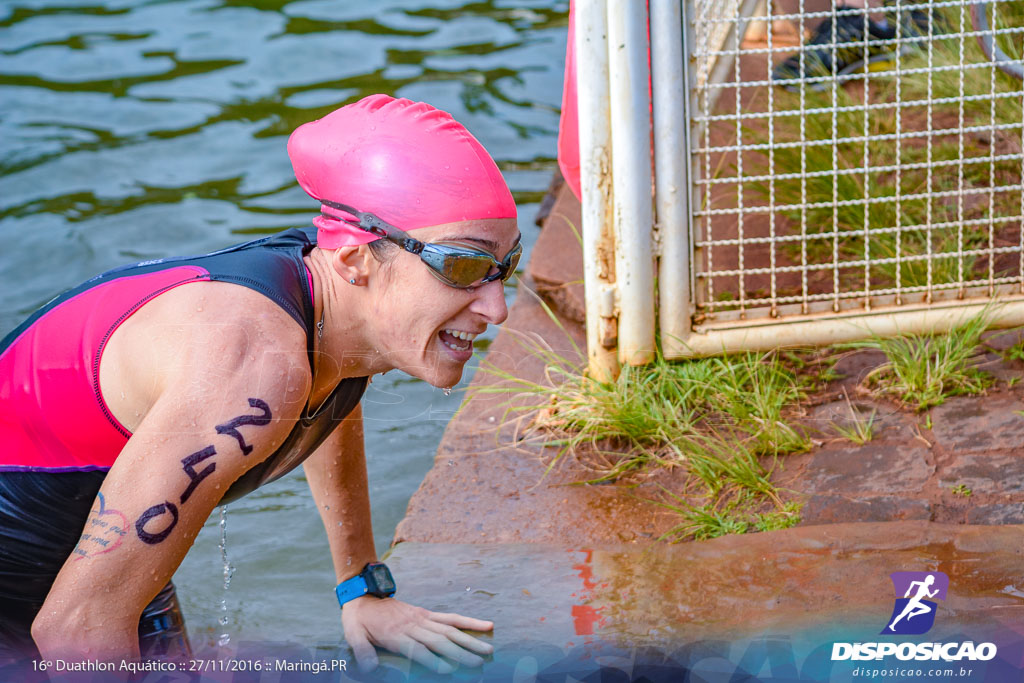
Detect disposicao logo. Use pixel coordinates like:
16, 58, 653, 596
882, 570, 948, 635
831, 569, 998, 663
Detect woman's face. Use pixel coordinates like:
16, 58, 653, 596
365, 217, 520, 388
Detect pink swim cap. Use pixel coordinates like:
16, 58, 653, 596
288, 94, 517, 248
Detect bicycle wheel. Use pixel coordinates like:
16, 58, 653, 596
971, 1, 1024, 81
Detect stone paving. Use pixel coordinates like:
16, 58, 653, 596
781, 389, 1024, 527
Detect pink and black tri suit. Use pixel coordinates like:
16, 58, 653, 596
0, 227, 367, 663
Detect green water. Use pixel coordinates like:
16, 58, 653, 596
0, 0, 567, 649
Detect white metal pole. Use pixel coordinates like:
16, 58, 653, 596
681, 0, 703, 344
651, 0, 691, 358
575, 0, 619, 382
607, 0, 655, 366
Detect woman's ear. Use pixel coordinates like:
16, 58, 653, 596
330, 245, 375, 286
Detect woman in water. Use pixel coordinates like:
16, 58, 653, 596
0, 94, 521, 674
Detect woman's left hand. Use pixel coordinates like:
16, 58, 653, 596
341, 595, 494, 674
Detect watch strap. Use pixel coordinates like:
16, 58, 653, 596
335, 573, 370, 607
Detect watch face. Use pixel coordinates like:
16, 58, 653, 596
368, 564, 395, 595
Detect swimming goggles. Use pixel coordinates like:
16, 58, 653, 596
319, 199, 522, 289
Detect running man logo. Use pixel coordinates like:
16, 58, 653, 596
881, 571, 949, 635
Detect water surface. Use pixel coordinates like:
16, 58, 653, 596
0, 0, 568, 647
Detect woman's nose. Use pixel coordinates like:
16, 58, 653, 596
471, 279, 509, 326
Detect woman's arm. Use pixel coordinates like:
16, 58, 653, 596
303, 406, 494, 675
31, 309, 311, 662
303, 404, 377, 578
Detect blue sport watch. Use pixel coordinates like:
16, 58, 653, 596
335, 562, 397, 607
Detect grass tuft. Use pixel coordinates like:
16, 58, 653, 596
830, 391, 878, 445
754, 501, 805, 532
475, 297, 1007, 543
951, 483, 973, 498
1002, 337, 1024, 363
474, 302, 810, 542
477, 343, 811, 480
656, 500, 750, 542
849, 311, 995, 411
653, 487, 803, 543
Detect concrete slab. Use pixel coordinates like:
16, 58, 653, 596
526, 182, 584, 325
967, 504, 1024, 525
806, 399, 916, 441
802, 494, 932, 524
930, 395, 1024, 455
802, 443, 934, 495
939, 454, 1024, 496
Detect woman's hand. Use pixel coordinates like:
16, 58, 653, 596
341, 595, 493, 674
304, 415, 492, 673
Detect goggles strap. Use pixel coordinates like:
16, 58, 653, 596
319, 200, 426, 253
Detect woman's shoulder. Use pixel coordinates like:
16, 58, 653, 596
170, 289, 312, 425
155, 280, 309, 366
153, 278, 304, 330
105, 279, 312, 418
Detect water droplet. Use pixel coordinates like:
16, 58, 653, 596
346, 557, 352, 566
465, 586, 471, 592
324, 505, 330, 511
443, 387, 452, 396
447, 460, 454, 467
217, 506, 233, 648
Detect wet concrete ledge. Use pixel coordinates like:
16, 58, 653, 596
381, 523, 1024, 678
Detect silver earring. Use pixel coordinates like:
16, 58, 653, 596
349, 279, 356, 284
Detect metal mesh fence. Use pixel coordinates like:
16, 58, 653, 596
688, 0, 1024, 329
693, 0, 749, 89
